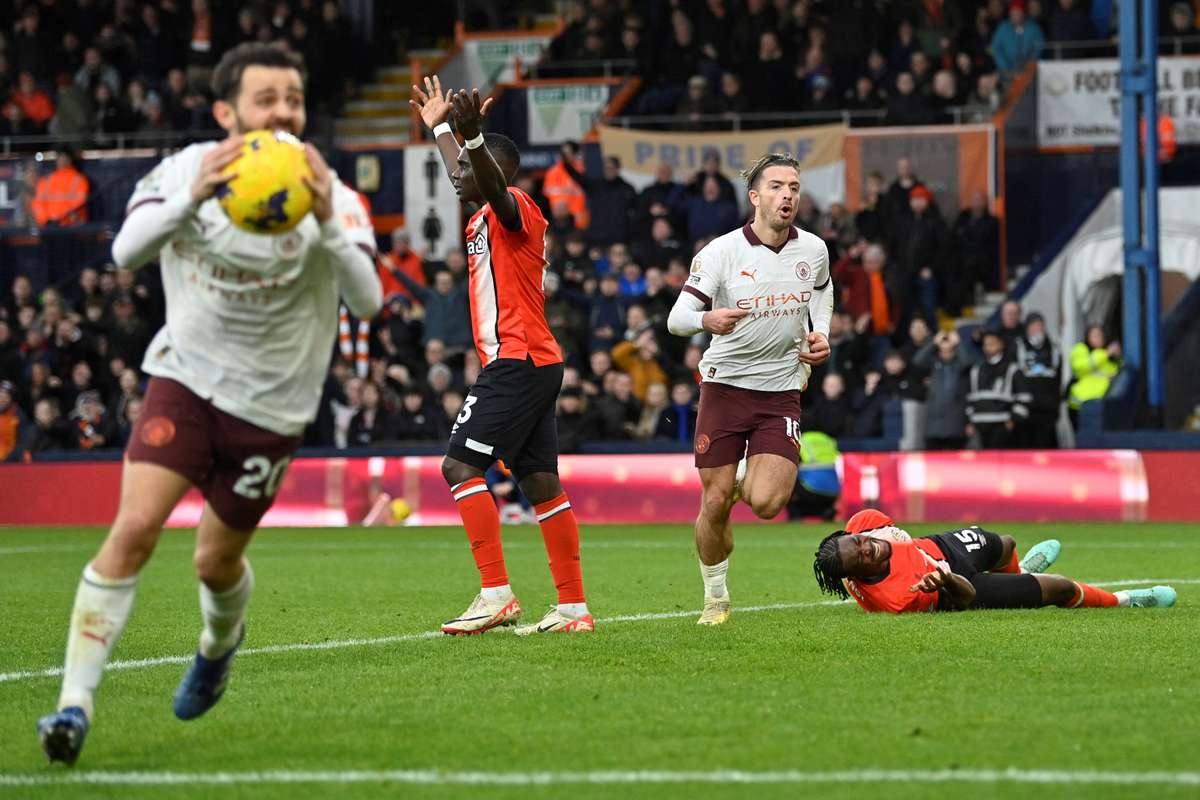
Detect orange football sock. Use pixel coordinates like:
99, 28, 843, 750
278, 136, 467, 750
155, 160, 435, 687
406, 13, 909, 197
451, 478, 508, 588
534, 492, 585, 604
994, 548, 1021, 574
1062, 581, 1119, 608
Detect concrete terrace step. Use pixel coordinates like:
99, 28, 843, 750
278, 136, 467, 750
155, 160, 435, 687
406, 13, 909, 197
336, 132, 411, 147
343, 100, 413, 119
361, 83, 412, 102
335, 117, 411, 137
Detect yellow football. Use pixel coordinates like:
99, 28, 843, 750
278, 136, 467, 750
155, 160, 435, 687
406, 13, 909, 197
217, 129, 314, 234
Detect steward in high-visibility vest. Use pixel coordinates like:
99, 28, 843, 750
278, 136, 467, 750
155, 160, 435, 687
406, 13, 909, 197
1069, 326, 1121, 410
31, 151, 90, 226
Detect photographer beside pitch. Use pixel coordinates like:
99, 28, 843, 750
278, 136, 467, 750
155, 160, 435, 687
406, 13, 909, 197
814, 509, 1176, 613
37, 43, 382, 765
667, 153, 833, 626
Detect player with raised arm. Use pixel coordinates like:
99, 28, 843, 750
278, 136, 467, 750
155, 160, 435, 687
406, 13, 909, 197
813, 508, 1177, 613
36, 43, 382, 765
666, 153, 834, 626
409, 76, 591, 636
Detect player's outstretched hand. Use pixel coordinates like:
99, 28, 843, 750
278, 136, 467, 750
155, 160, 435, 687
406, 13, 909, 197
190, 135, 244, 204
798, 332, 830, 365
410, 75, 454, 131
702, 308, 748, 335
302, 144, 334, 223
910, 569, 948, 594
450, 88, 495, 141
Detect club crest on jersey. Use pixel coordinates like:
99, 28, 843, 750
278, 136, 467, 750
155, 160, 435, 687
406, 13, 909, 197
466, 231, 487, 256
795, 262, 811, 280
273, 230, 304, 260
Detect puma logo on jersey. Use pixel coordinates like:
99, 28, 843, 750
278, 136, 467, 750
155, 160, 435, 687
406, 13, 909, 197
739, 269, 758, 281
466, 231, 487, 255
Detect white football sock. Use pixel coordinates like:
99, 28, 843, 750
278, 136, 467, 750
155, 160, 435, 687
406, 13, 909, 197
700, 558, 729, 600
557, 602, 589, 618
480, 584, 514, 603
1113, 591, 1131, 607
58, 563, 139, 719
199, 562, 254, 659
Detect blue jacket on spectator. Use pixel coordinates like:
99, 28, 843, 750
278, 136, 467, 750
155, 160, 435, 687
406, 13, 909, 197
990, 19, 1045, 73
589, 294, 625, 355
394, 270, 474, 351
679, 194, 740, 245
619, 274, 647, 298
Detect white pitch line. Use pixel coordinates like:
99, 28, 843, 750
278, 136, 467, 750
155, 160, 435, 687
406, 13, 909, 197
0, 601, 848, 685
0, 767, 1197, 788
1090, 578, 1200, 588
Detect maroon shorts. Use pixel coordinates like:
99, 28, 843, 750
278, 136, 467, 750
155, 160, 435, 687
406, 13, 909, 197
693, 381, 802, 469
126, 377, 302, 530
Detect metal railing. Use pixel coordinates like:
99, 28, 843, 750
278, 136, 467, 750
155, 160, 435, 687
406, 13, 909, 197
523, 57, 637, 79
1039, 35, 1200, 59
606, 105, 992, 131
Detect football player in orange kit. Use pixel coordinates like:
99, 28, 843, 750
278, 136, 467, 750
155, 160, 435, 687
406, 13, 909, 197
813, 509, 1176, 613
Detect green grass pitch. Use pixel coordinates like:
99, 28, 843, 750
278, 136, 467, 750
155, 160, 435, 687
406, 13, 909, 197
0, 522, 1197, 799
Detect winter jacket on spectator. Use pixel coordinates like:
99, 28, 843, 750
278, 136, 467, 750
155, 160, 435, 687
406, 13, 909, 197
1014, 333, 1062, 418
678, 191, 740, 244
394, 269, 474, 351
1047, 4, 1096, 42
348, 407, 391, 446
953, 204, 1000, 291
389, 401, 441, 442
967, 353, 1025, 447
849, 381, 887, 437
588, 289, 625, 355
0, 387, 30, 461
806, 392, 853, 439
563, 158, 637, 247
611, 338, 671, 403
990, 18, 1045, 72
912, 340, 974, 441
655, 401, 698, 443
588, 389, 640, 441
1069, 343, 1119, 410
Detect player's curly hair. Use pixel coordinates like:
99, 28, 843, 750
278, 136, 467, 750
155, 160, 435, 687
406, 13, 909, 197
740, 153, 802, 190
813, 530, 851, 600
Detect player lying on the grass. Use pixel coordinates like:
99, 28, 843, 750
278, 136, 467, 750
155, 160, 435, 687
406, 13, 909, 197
36, 43, 381, 766
812, 509, 1177, 613
409, 75, 591, 636
666, 153, 833, 626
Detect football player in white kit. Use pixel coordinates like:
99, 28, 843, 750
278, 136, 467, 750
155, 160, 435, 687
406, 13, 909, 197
667, 154, 833, 625
37, 43, 381, 764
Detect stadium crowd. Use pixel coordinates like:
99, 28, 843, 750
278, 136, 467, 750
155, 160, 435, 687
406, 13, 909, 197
550, 0, 1109, 125
0, 0, 368, 140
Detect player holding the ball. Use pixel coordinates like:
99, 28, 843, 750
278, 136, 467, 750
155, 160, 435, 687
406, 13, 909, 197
666, 153, 834, 626
36, 43, 381, 765
410, 76, 592, 637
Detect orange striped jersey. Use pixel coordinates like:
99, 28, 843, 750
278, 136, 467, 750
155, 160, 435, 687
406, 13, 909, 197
844, 537, 950, 613
465, 187, 562, 368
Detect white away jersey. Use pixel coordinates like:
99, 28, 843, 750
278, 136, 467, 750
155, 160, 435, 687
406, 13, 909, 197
121, 142, 377, 436
685, 223, 831, 392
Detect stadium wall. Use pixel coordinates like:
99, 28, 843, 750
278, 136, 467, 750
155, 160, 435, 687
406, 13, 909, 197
3, 450, 1198, 527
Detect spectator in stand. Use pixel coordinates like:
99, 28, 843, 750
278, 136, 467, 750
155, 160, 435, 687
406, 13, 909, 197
347, 380, 390, 446
990, 0, 1045, 74
954, 190, 1000, 294
655, 380, 698, 443
634, 162, 685, 238
544, 142, 589, 230
583, 349, 614, 397
106, 292, 151, 366
590, 369, 640, 440
117, 395, 144, 448
562, 152, 636, 247
893, 185, 946, 325
69, 389, 117, 450
555, 387, 590, 454
378, 230, 426, 305
825, 311, 872, 393
1046, 0, 1096, 41
639, 266, 677, 324
553, 231, 597, 286
0, 380, 31, 462
390, 385, 441, 442
612, 327, 670, 402
590, 273, 626, 354
393, 268, 472, 353
996, 299, 1024, 356
1014, 312, 1062, 448
792, 192, 821, 234
909, 51, 934, 96
31, 150, 90, 227
889, 19, 921, 75
49, 72, 93, 137
967, 329, 1023, 448
93, 82, 135, 134
674, 75, 722, 130
884, 157, 921, 232
634, 216, 685, 272
900, 317, 934, 366
716, 71, 750, 116
850, 369, 886, 437
679, 175, 739, 244
74, 46, 121, 98
807, 372, 853, 439
845, 76, 883, 115
618, 263, 646, 299
886, 71, 935, 126
856, 172, 888, 243
9, 7, 51, 82
633, 381, 670, 440
29, 398, 76, 453
9, 71, 54, 133
1069, 325, 1121, 427
818, 201, 857, 257
0, 322, 21, 385
683, 151, 737, 206
931, 70, 962, 122
879, 349, 926, 403
913, 328, 974, 450
970, 71, 1002, 113
0, 101, 38, 137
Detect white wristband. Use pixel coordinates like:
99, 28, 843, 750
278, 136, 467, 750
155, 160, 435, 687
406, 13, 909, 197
464, 133, 485, 150
433, 122, 453, 138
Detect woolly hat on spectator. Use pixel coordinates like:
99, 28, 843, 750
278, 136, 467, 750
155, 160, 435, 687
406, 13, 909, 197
909, 185, 933, 203
1009, 0, 1027, 12
845, 508, 893, 534
1025, 311, 1045, 327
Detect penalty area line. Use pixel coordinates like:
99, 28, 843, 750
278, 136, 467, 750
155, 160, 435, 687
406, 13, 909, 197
0, 600, 849, 685
0, 767, 1198, 788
